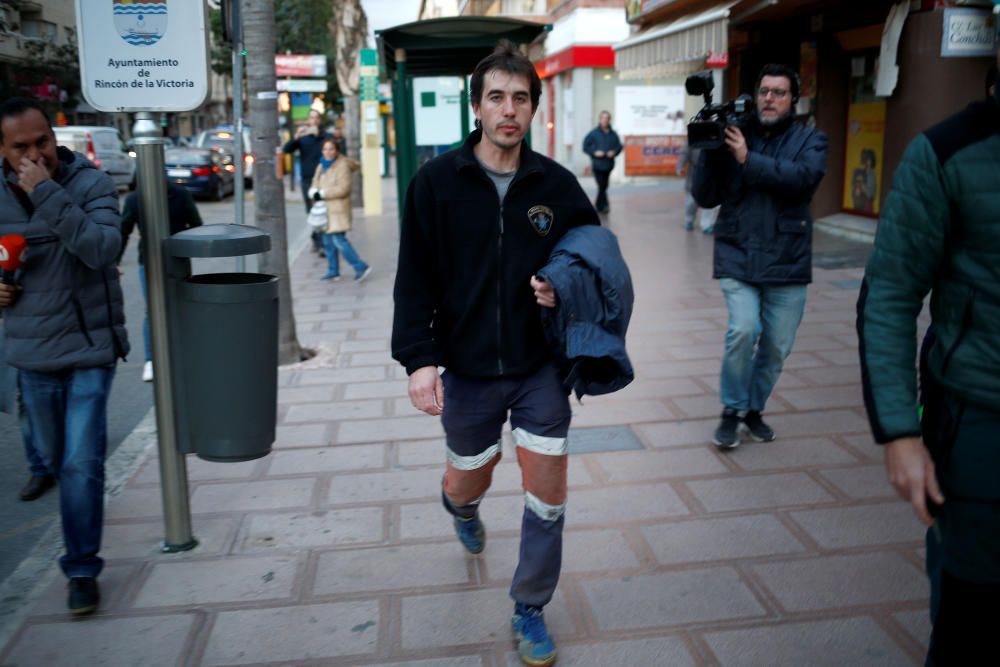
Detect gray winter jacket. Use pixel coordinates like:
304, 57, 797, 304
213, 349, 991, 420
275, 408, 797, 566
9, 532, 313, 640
0, 147, 129, 371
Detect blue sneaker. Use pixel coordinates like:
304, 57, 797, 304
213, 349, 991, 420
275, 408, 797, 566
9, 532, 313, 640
512, 603, 557, 666
453, 515, 485, 554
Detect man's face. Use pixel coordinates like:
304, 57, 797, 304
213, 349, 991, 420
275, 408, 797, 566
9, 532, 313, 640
756, 75, 793, 126
473, 70, 536, 151
0, 109, 58, 177
308, 111, 322, 128
599, 112, 611, 129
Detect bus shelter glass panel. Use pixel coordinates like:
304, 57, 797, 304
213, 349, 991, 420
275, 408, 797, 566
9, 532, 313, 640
414, 76, 466, 167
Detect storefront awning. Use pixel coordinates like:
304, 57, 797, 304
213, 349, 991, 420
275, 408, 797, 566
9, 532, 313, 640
613, 2, 736, 80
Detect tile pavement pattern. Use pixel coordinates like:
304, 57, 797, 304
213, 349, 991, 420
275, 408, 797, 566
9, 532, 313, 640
0, 185, 930, 666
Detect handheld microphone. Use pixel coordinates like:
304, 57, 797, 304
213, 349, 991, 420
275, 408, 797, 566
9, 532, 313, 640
0, 234, 27, 285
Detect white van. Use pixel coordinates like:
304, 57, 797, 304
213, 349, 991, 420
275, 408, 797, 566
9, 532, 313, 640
53, 126, 136, 190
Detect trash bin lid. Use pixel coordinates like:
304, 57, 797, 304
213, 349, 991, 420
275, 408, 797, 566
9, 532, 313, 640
164, 224, 271, 258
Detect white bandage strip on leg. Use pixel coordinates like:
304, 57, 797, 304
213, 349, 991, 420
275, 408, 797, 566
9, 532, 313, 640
512, 428, 567, 456
446, 441, 501, 470
525, 490, 566, 522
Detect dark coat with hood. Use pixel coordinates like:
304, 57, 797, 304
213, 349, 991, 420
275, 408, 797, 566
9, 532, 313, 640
692, 116, 828, 284
0, 147, 129, 371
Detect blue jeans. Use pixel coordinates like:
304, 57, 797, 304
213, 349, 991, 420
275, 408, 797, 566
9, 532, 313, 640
19, 366, 115, 578
719, 277, 806, 412
321, 232, 368, 278
21, 402, 49, 477
139, 263, 151, 362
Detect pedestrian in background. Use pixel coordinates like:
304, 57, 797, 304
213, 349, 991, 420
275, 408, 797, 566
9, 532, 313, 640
676, 143, 717, 233
0, 97, 129, 615
858, 45, 1000, 665
282, 109, 332, 255
582, 110, 622, 214
692, 64, 828, 449
392, 41, 599, 667
309, 137, 371, 284
119, 180, 203, 381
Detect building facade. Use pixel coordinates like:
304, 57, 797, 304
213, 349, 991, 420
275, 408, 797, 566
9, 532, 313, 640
616, 0, 999, 221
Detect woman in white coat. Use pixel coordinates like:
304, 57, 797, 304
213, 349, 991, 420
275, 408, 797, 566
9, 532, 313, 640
309, 138, 372, 282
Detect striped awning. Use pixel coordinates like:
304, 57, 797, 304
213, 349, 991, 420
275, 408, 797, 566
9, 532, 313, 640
614, 3, 735, 80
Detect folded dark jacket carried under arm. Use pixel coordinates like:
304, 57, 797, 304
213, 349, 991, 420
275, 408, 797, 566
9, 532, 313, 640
536, 225, 634, 398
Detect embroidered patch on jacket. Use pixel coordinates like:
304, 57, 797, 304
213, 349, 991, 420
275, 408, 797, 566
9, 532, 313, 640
527, 205, 554, 236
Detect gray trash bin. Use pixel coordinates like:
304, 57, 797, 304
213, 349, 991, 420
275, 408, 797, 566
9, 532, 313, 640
164, 224, 277, 462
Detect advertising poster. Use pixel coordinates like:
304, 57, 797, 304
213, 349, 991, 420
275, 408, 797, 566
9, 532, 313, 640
413, 77, 463, 147
842, 101, 886, 216
624, 135, 685, 176
614, 85, 687, 137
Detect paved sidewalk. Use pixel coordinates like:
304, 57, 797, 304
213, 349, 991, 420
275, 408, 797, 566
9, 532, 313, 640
0, 180, 928, 666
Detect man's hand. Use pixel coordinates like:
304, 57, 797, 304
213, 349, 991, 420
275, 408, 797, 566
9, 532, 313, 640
17, 158, 49, 193
884, 436, 945, 526
606, 150, 616, 158
0, 284, 21, 308
724, 126, 748, 165
593, 150, 605, 158
294, 125, 309, 139
409, 365, 444, 416
530, 275, 556, 309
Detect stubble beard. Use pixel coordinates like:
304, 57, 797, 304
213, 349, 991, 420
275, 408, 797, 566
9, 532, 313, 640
757, 108, 792, 127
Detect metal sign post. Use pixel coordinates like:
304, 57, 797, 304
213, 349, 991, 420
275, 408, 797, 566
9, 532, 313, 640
74, 0, 211, 552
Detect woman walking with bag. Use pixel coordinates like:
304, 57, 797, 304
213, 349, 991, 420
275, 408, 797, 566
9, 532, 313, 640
309, 137, 372, 283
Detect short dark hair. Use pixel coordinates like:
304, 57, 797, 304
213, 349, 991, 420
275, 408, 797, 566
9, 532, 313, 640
321, 136, 339, 150
470, 40, 541, 110
0, 97, 52, 144
756, 64, 800, 102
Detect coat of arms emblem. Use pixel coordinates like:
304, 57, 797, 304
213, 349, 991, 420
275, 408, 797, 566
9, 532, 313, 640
527, 205, 554, 237
113, 0, 168, 46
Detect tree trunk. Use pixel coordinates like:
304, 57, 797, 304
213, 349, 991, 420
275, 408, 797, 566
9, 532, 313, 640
345, 94, 362, 208
243, 0, 303, 364
331, 0, 367, 208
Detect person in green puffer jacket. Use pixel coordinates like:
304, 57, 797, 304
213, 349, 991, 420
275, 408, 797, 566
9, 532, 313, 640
857, 44, 1000, 666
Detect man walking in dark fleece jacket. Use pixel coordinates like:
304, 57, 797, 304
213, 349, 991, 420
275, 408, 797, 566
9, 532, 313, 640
391, 41, 598, 667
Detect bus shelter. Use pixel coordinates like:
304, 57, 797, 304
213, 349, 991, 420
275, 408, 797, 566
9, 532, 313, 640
376, 17, 548, 215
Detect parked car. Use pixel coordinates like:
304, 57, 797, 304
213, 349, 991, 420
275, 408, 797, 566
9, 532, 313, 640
193, 126, 254, 187
125, 135, 185, 157
164, 147, 235, 201
54, 126, 136, 190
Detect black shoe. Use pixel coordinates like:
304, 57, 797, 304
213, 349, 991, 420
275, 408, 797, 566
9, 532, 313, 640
743, 410, 776, 442
712, 408, 741, 450
68, 577, 99, 616
19, 474, 55, 501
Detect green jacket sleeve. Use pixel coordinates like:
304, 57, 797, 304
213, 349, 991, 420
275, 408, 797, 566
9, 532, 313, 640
858, 135, 948, 443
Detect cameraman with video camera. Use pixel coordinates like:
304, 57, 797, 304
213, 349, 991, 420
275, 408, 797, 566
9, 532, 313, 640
691, 64, 828, 449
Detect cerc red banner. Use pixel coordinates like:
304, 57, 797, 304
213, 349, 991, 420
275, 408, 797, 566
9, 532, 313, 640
274, 55, 327, 78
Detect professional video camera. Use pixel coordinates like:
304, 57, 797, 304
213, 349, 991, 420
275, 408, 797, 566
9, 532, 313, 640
685, 71, 753, 150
